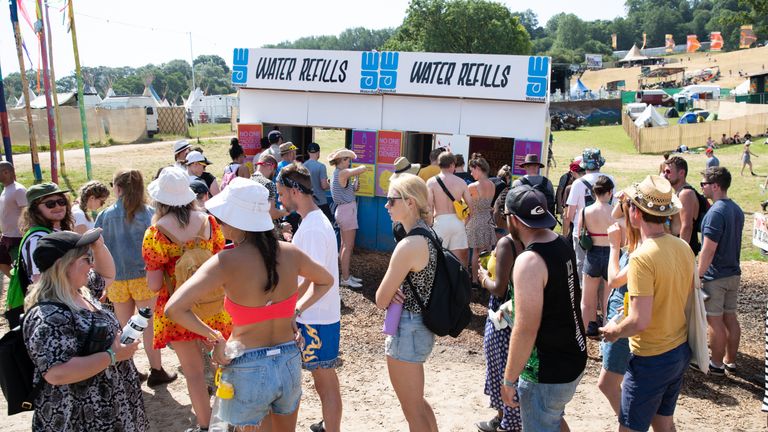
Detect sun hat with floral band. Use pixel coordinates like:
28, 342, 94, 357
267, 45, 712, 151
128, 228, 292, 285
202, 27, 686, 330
623, 175, 682, 217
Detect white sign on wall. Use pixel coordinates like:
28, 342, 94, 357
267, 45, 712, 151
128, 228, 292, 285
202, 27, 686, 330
232, 49, 551, 104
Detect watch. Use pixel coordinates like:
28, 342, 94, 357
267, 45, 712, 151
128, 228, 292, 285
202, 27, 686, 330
105, 348, 116, 366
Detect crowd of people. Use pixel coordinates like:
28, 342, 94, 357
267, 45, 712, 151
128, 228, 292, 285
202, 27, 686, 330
0, 135, 754, 432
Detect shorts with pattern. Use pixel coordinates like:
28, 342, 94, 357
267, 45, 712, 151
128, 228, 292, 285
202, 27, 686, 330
107, 277, 157, 303
298, 321, 341, 370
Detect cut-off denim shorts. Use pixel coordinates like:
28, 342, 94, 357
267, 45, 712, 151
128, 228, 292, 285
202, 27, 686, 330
385, 310, 435, 363
218, 341, 302, 427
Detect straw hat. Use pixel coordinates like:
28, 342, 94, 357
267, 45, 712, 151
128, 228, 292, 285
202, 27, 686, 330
393, 156, 421, 175
205, 177, 273, 232
623, 175, 681, 217
327, 148, 357, 164
173, 139, 191, 155
279, 142, 298, 155
147, 167, 196, 206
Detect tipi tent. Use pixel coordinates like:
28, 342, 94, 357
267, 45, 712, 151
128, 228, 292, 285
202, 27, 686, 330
15, 89, 37, 108
105, 87, 116, 98
6, 95, 18, 107
184, 87, 237, 123
621, 45, 648, 63
634, 105, 669, 128
570, 79, 591, 98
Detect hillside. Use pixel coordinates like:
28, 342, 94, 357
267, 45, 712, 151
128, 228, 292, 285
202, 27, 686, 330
578, 45, 768, 91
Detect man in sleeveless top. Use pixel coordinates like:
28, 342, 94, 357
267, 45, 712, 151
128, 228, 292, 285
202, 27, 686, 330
276, 163, 342, 432
426, 152, 470, 266
501, 185, 586, 432
601, 175, 694, 432
662, 156, 702, 255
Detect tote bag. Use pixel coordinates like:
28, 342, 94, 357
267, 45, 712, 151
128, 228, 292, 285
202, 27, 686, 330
686, 271, 709, 374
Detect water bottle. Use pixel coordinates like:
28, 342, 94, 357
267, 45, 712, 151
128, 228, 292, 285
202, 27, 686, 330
120, 307, 152, 344
209, 341, 246, 432
382, 302, 403, 336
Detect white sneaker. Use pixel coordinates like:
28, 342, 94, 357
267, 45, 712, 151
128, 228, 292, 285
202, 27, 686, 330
349, 275, 363, 283
341, 277, 362, 289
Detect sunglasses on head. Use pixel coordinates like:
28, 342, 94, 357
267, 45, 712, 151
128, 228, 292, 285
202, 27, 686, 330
40, 197, 67, 209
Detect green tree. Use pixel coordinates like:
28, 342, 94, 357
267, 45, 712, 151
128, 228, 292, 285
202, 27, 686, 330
193, 55, 230, 74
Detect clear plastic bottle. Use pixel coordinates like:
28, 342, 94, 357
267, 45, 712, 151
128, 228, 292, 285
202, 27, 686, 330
209, 341, 246, 432
120, 307, 151, 344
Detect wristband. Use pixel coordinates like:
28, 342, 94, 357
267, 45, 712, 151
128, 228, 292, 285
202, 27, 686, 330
294, 308, 302, 318
105, 348, 116, 366
503, 379, 516, 387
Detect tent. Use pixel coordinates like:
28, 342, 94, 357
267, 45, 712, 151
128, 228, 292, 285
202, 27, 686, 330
105, 87, 116, 98
678, 110, 709, 124
6, 95, 18, 107
732, 79, 750, 96
665, 107, 679, 118
619, 45, 648, 63
570, 79, 591, 98
29, 91, 102, 109
185, 87, 236, 123
15, 89, 37, 108
634, 105, 669, 128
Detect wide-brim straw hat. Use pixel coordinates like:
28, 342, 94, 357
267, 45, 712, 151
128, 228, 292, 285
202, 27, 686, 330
327, 148, 357, 163
623, 175, 681, 217
205, 177, 273, 232
393, 156, 420, 175
147, 167, 196, 207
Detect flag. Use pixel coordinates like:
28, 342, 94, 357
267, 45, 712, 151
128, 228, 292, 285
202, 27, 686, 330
740, 25, 757, 49
687, 35, 701, 53
710, 32, 723, 51
665, 34, 675, 53
641, 33, 647, 50
611, 33, 617, 49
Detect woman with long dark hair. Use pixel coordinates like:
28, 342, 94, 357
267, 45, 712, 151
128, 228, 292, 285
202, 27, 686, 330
223, 137, 250, 181
165, 177, 333, 431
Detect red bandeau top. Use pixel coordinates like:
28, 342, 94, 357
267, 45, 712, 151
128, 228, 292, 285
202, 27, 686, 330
224, 292, 298, 326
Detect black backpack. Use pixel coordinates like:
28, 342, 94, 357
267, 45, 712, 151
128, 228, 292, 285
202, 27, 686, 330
680, 184, 711, 255
520, 176, 556, 215
404, 227, 472, 338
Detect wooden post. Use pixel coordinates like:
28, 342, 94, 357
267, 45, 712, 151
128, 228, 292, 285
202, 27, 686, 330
68, 0, 91, 179
35, 0, 57, 183
44, 0, 66, 177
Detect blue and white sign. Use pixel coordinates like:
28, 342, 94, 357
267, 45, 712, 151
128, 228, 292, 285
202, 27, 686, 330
232, 48, 550, 104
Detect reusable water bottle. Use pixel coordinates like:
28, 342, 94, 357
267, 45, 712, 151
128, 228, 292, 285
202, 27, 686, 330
120, 307, 152, 344
209, 341, 246, 432
382, 302, 403, 336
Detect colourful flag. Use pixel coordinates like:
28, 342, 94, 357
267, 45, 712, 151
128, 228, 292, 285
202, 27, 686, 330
687, 35, 701, 53
740, 25, 757, 49
611, 33, 617, 49
641, 33, 647, 50
665, 34, 675, 53
710, 32, 723, 51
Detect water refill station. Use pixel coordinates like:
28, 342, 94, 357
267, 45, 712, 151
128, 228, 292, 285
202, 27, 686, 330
233, 48, 551, 252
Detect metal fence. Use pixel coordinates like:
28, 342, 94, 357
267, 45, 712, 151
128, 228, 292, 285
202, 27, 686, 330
157, 107, 189, 136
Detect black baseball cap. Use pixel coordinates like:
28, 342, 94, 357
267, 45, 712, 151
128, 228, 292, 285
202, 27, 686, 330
33, 229, 102, 272
307, 142, 320, 153
504, 185, 556, 229
268, 130, 282, 144
189, 180, 210, 196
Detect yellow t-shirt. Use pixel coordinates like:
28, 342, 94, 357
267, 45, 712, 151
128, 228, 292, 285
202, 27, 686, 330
418, 165, 441, 182
627, 234, 694, 357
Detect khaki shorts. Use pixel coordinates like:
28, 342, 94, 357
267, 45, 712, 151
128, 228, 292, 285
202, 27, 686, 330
108, 277, 157, 303
433, 213, 468, 251
702, 275, 740, 316
335, 201, 358, 231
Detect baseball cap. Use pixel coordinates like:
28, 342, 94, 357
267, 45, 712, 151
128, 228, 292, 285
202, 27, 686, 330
33, 229, 102, 272
186, 151, 212, 165
705, 147, 713, 154
189, 179, 210, 196
307, 142, 320, 153
504, 185, 556, 229
268, 130, 282, 144
279, 142, 298, 155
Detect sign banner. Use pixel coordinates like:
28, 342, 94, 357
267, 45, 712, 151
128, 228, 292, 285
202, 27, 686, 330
377, 130, 403, 164
232, 48, 551, 103
665, 34, 675, 53
585, 54, 603, 69
641, 33, 647, 50
753, 213, 768, 252
611, 33, 617, 49
512, 140, 543, 176
435, 134, 470, 160
375, 164, 396, 197
686, 35, 701, 53
710, 32, 723, 51
353, 164, 375, 197
740, 25, 757, 49
351, 129, 377, 164
237, 123, 263, 170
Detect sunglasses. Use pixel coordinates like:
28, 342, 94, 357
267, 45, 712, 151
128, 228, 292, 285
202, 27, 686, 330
386, 196, 404, 206
700, 181, 712, 187
40, 197, 67, 209
81, 250, 94, 265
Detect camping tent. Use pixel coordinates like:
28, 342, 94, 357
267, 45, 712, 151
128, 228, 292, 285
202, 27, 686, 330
732, 79, 750, 96
570, 79, 591, 98
634, 105, 669, 128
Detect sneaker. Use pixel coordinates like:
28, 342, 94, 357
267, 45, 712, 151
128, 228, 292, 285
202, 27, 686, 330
724, 362, 737, 373
585, 321, 600, 339
341, 277, 362, 289
475, 415, 501, 432
138, 371, 149, 383
309, 420, 325, 432
349, 275, 363, 283
147, 367, 178, 387
761, 201, 768, 212
709, 362, 726, 377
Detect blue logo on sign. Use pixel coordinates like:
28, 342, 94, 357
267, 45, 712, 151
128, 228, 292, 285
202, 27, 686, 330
232, 48, 249, 85
360, 51, 399, 93
525, 56, 549, 99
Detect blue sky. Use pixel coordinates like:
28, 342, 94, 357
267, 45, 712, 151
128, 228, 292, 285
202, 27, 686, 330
0, 0, 627, 78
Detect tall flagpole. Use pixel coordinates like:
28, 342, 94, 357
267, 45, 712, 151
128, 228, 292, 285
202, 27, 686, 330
35, 0, 58, 184
44, 0, 66, 177
0, 60, 13, 163
67, 0, 91, 179
9, 0, 42, 182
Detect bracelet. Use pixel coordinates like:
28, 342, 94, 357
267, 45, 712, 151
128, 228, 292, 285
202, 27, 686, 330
105, 348, 116, 367
503, 378, 516, 387
207, 330, 223, 344
294, 308, 302, 318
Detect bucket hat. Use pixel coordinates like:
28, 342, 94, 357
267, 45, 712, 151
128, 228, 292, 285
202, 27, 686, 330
519, 154, 544, 168
205, 177, 273, 232
580, 148, 605, 170
147, 167, 196, 206
623, 175, 681, 217
27, 182, 70, 204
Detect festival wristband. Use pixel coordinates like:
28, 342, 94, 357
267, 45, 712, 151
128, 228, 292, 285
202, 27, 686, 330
294, 308, 302, 318
503, 379, 516, 387
105, 348, 116, 366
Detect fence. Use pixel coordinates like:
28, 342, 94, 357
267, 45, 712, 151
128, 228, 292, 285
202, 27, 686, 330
157, 107, 189, 136
622, 107, 768, 153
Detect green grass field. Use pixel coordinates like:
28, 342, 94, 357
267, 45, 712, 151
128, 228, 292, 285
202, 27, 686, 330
552, 125, 768, 261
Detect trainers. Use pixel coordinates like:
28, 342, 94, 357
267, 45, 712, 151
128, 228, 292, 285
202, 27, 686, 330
724, 362, 737, 373
709, 362, 726, 376
341, 277, 362, 289
349, 275, 363, 283
147, 367, 178, 387
309, 420, 325, 432
476, 414, 502, 432
585, 321, 600, 339
138, 371, 148, 383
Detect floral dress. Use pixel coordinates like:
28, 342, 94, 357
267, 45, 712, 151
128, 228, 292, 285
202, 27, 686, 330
24, 295, 149, 431
466, 195, 495, 250
142, 214, 231, 348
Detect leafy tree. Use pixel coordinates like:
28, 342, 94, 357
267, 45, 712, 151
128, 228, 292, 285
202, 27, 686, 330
193, 54, 230, 74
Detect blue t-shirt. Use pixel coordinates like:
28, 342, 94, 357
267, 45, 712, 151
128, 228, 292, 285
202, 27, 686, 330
706, 156, 720, 169
701, 198, 744, 281
303, 159, 329, 205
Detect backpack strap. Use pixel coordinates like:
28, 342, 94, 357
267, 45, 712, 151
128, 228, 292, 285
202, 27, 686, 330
403, 226, 443, 312
519, 176, 531, 187
580, 206, 588, 237
435, 177, 456, 202
580, 178, 594, 197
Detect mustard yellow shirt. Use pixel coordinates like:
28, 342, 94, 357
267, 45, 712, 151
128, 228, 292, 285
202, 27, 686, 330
627, 234, 694, 357
418, 165, 441, 182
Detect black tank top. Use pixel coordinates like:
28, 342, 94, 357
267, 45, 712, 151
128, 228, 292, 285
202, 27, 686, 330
521, 236, 587, 384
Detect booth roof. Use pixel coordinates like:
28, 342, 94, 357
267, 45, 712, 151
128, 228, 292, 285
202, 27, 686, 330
644, 67, 686, 78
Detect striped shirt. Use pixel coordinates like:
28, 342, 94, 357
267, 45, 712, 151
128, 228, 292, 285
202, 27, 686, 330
331, 169, 355, 205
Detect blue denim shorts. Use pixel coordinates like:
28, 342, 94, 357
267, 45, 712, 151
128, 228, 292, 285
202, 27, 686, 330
385, 310, 435, 363
584, 245, 610, 280
298, 321, 340, 370
601, 288, 631, 375
218, 341, 302, 427
518, 371, 584, 432
620, 343, 691, 431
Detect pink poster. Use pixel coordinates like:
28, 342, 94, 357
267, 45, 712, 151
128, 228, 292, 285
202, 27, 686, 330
513, 140, 543, 176
351, 130, 377, 164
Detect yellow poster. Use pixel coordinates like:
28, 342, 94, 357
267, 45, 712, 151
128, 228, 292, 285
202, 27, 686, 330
353, 164, 376, 197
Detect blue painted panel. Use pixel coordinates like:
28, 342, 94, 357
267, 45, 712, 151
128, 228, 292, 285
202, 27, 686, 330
376, 197, 396, 252
355, 197, 378, 250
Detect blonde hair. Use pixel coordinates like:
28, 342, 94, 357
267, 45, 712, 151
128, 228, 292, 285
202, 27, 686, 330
388, 174, 430, 222
25, 245, 91, 312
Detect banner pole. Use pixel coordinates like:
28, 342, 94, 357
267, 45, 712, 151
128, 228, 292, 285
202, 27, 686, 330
0, 60, 13, 163
44, 0, 66, 177
35, 0, 58, 184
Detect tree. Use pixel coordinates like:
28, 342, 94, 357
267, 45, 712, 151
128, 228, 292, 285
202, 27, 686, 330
193, 54, 230, 74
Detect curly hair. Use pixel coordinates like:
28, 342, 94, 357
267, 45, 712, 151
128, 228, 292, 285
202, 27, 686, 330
21, 193, 74, 232
77, 180, 110, 222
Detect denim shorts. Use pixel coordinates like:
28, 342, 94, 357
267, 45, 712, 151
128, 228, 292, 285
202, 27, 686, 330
601, 288, 631, 374
584, 245, 610, 280
620, 343, 691, 432
298, 321, 341, 370
385, 310, 435, 363
518, 371, 584, 432
218, 341, 302, 427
